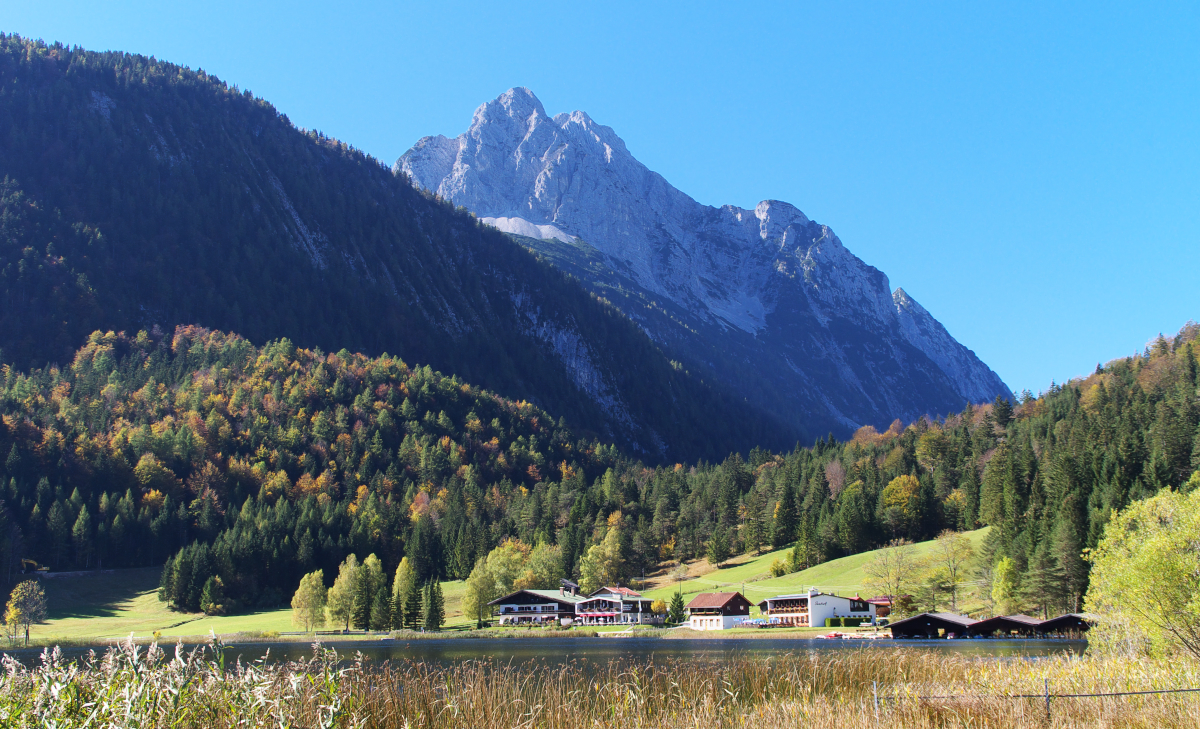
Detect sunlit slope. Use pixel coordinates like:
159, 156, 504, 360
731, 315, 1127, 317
35, 569, 472, 641
643, 528, 990, 607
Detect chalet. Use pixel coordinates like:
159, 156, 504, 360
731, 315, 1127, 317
887, 612, 977, 639
757, 588, 877, 627
488, 587, 586, 625
967, 614, 1043, 638
686, 592, 753, 630
575, 586, 657, 625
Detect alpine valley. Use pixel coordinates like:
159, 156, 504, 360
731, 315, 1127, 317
399, 88, 1011, 443
0, 36, 1198, 649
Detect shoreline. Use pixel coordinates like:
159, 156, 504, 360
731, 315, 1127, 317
0, 627, 1088, 657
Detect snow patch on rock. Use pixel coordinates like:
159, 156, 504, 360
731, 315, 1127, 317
481, 216, 575, 243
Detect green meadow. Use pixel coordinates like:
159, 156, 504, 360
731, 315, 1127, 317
24, 529, 988, 644
642, 527, 991, 610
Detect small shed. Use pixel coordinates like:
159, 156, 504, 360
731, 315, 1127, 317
1038, 613, 1095, 635
887, 612, 977, 639
967, 614, 1043, 637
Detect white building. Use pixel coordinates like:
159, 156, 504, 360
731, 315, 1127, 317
757, 588, 877, 627
574, 586, 657, 625
488, 588, 585, 625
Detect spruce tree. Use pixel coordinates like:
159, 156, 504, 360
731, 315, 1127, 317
771, 481, 798, 548
422, 580, 445, 631
404, 578, 423, 630
369, 585, 390, 631
668, 590, 686, 625
706, 526, 731, 566
389, 592, 405, 630
351, 566, 371, 630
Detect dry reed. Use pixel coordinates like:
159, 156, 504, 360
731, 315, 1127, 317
0, 637, 1196, 727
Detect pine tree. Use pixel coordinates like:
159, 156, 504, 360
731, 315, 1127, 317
668, 590, 686, 625
199, 575, 225, 615
422, 580, 444, 631
403, 578, 423, 630
369, 585, 390, 631
351, 565, 371, 630
706, 526, 731, 566
771, 481, 798, 548
389, 592, 404, 631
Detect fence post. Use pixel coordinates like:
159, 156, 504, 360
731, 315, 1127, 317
873, 680, 879, 719
1044, 678, 1051, 720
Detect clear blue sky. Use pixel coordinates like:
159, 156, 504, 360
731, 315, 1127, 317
8, 1, 1199, 395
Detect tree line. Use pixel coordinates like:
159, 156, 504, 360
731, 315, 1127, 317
0, 322, 1195, 618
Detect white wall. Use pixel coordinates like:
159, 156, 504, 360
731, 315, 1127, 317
688, 614, 741, 630
808, 594, 877, 627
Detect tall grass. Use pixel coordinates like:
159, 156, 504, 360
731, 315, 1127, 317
0, 638, 1196, 727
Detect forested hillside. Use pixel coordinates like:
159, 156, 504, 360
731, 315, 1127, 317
0, 323, 1194, 615
0, 34, 782, 460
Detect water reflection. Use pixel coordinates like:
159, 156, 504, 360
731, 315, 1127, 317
4, 636, 1085, 668
220, 636, 1084, 667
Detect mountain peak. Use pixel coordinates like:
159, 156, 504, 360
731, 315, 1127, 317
397, 91, 1011, 434
478, 87, 547, 126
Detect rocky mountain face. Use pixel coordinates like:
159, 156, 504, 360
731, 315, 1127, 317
398, 88, 1011, 439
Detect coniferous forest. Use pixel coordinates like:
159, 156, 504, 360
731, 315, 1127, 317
0, 34, 1197, 621
0, 323, 1195, 615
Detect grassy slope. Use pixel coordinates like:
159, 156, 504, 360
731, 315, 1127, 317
30, 529, 988, 642
34, 568, 473, 642
34, 568, 291, 641
642, 528, 991, 611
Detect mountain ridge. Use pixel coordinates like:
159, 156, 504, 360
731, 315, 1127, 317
0, 36, 785, 461
399, 87, 1011, 438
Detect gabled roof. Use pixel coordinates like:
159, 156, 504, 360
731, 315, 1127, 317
887, 612, 977, 630
584, 586, 649, 603
487, 588, 586, 606
686, 592, 749, 609
1038, 613, 1097, 632
967, 614, 1044, 633
590, 586, 643, 597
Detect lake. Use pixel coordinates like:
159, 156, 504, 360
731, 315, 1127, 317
4, 636, 1086, 667
220, 636, 1086, 666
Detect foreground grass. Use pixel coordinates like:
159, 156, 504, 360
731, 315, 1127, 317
2, 639, 1196, 727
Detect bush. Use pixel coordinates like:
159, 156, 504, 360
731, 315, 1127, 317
843, 617, 865, 627
825, 618, 843, 628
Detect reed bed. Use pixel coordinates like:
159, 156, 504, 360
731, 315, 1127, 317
0, 637, 1196, 727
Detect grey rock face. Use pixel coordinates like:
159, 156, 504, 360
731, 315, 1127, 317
398, 88, 1010, 438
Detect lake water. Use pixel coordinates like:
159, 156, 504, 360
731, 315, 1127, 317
217, 636, 1085, 666
6, 636, 1086, 668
